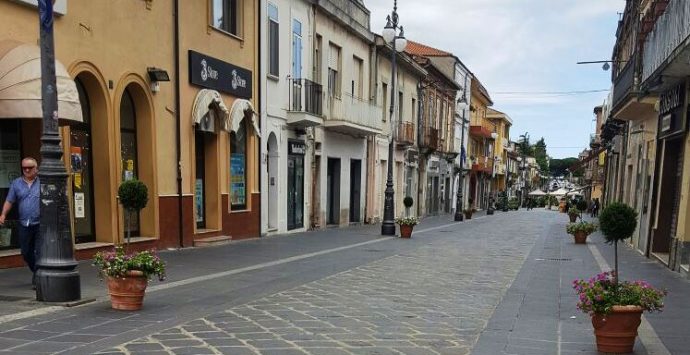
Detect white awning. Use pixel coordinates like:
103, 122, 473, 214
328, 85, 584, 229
0, 40, 82, 123
528, 189, 546, 196
191, 89, 228, 132
228, 99, 260, 137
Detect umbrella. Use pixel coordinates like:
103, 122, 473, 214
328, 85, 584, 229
528, 189, 547, 196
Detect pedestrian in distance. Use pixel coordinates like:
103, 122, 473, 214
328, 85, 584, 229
0, 157, 41, 289
592, 198, 600, 218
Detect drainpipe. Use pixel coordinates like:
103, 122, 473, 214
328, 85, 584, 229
257, 0, 263, 236
173, 0, 184, 248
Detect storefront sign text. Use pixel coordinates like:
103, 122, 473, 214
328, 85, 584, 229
189, 50, 252, 99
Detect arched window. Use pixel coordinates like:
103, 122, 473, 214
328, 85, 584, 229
71, 78, 95, 243
230, 119, 247, 210
120, 88, 139, 234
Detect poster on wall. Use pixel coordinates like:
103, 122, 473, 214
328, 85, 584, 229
0, 150, 21, 189
230, 153, 246, 206
70, 146, 82, 172
74, 192, 85, 218
195, 179, 204, 223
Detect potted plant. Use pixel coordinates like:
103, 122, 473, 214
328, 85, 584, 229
572, 202, 666, 353
464, 198, 475, 219
93, 246, 166, 310
118, 179, 149, 246
576, 199, 589, 219
487, 197, 495, 215
567, 207, 580, 223
566, 221, 597, 244
395, 216, 418, 238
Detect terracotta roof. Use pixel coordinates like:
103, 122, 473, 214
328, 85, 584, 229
404, 40, 452, 57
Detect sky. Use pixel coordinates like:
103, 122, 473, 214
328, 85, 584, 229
365, 0, 625, 159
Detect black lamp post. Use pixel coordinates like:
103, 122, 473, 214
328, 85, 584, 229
454, 93, 468, 221
381, 0, 407, 236
35, 0, 81, 302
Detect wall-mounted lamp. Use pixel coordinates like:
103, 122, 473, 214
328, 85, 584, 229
490, 132, 498, 139
147, 67, 170, 93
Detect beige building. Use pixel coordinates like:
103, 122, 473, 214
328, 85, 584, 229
0, 0, 260, 268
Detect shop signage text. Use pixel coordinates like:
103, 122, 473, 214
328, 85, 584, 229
189, 50, 252, 99
288, 140, 306, 155
659, 84, 683, 115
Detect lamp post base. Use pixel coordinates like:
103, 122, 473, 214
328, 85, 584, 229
454, 212, 464, 222
36, 269, 81, 302
381, 221, 396, 236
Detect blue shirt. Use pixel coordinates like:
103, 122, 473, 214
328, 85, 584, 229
6, 177, 40, 227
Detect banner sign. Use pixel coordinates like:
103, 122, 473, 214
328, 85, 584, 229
189, 50, 252, 99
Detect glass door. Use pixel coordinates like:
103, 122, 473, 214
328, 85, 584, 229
287, 154, 304, 230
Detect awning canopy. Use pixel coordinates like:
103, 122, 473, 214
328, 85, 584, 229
0, 40, 82, 123
552, 188, 570, 196
228, 99, 261, 137
192, 89, 228, 133
528, 189, 547, 196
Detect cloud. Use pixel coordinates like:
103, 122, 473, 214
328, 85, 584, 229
365, 0, 623, 158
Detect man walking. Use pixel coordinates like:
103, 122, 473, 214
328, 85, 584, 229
0, 157, 41, 288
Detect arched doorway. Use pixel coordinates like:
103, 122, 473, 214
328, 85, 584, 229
267, 133, 278, 230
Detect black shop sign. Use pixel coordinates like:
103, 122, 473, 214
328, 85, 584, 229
658, 83, 687, 139
288, 140, 306, 155
189, 50, 252, 99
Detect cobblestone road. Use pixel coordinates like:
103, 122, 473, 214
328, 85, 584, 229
98, 212, 547, 355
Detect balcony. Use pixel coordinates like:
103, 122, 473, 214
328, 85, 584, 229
469, 124, 493, 139
419, 126, 439, 152
589, 133, 600, 148
287, 78, 324, 128
641, 0, 690, 87
611, 59, 635, 111
471, 155, 493, 174
324, 93, 382, 136
397, 121, 415, 147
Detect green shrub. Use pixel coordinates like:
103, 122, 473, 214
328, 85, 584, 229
576, 199, 588, 212
599, 203, 637, 244
403, 196, 414, 208
566, 221, 597, 235
118, 179, 148, 212
568, 207, 580, 216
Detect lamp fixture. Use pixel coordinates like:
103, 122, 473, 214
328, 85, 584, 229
147, 67, 170, 94
576, 60, 628, 71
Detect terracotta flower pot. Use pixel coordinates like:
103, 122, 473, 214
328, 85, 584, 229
399, 224, 413, 238
568, 214, 578, 223
464, 211, 473, 220
591, 305, 643, 353
107, 270, 148, 311
573, 231, 588, 244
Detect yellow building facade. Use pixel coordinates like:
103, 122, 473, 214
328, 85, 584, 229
0, 0, 259, 268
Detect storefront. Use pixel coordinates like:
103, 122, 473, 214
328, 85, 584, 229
650, 81, 687, 267
287, 140, 305, 230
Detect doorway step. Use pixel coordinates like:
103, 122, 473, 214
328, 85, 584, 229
193, 235, 232, 247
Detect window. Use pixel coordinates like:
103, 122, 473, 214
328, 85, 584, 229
292, 19, 302, 78
268, 3, 279, 76
352, 56, 363, 99
314, 34, 322, 83
381, 83, 388, 122
212, 0, 238, 35
411, 97, 416, 122
398, 91, 403, 122
328, 43, 341, 97
230, 119, 247, 210
120, 89, 140, 235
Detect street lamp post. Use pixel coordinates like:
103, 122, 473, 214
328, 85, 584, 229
454, 93, 468, 221
36, 0, 81, 302
381, 0, 407, 236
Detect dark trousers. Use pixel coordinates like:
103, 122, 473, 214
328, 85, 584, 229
17, 224, 40, 273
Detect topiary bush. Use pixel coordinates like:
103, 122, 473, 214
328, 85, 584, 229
576, 199, 588, 212
599, 202, 637, 282
403, 196, 414, 208
118, 179, 149, 246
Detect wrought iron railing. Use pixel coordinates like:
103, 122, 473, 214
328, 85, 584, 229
420, 126, 439, 151
288, 78, 323, 116
397, 121, 415, 145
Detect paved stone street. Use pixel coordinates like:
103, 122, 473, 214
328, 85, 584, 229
97, 212, 540, 355
1, 210, 689, 354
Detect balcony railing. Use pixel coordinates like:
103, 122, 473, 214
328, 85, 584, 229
324, 93, 382, 135
288, 78, 323, 116
642, 0, 690, 84
612, 59, 635, 109
419, 126, 439, 152
471, 155, 494, 174
397, 121, 415, 146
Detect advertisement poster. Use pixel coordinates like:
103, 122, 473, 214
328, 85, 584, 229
73, 173, 82, 189
195, 179, 204, 223
70, 146, 82, 172
74, 192, 85, 218
230, 153, 246, 206
0, 150, 21, 189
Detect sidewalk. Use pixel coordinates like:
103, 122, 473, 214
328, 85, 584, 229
473, 212, 690, 355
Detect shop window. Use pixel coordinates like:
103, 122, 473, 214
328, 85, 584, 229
0, 120, 21, 250
212, 0, 239, 36
120, 89, 140, 235
71, 78, 96, 243
230, 119, 247, 210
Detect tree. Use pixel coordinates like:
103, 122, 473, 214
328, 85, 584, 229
534, 138, 549, 173
550, 157, 581, 177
